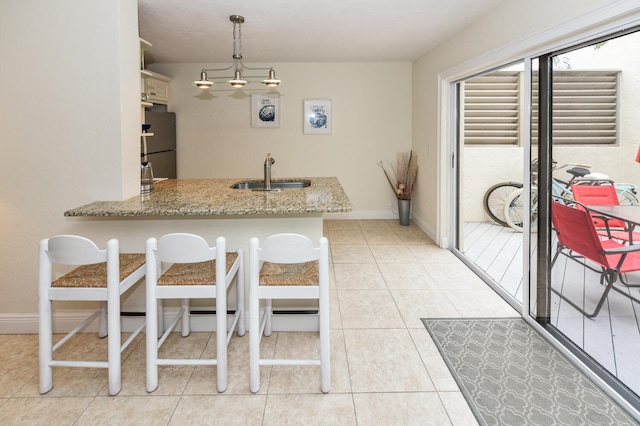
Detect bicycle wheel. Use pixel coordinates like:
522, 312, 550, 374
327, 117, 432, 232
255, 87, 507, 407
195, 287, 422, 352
616, 186, 639, 206
483, 182, 523, 226
503, 188, 539, 233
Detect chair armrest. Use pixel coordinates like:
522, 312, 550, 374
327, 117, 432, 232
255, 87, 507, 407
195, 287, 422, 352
602, 244, 640, 255
594, 214, 614, 238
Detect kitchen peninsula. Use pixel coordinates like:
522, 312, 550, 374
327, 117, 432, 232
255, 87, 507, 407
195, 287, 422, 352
65, 177, 352, 217
64, 177, 351, 326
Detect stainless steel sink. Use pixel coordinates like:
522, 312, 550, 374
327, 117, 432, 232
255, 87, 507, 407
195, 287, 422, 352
230, 179, 311, 190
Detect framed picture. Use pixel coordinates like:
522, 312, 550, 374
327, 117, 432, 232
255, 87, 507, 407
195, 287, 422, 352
251, 93, 280, 128
303, 99, 332, 134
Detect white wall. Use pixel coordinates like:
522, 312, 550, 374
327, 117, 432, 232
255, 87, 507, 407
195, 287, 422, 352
0, 1, 140, 323
148, 62, 412, 213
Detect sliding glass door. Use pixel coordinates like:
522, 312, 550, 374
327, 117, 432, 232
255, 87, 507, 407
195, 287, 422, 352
452, 27, 640, 409
541, 29, 640, 406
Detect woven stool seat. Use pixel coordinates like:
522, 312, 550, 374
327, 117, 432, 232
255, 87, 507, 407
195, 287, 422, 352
157, 253, 238, 286
52, 254, 145, 288
259, 260, 319, 286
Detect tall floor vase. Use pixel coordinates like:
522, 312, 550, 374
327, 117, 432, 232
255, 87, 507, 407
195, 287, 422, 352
398, 199, 411, 226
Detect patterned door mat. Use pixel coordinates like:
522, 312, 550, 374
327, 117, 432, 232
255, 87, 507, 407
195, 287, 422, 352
422, 318, 638, 426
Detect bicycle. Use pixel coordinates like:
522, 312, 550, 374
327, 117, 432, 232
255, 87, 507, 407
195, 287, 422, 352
483, 160, 590, 227
503, 168, 639, 232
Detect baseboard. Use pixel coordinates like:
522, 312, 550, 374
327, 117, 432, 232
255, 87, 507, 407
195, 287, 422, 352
0, 310, 319, 335
410, 213, 438, 244
0, 312, 147, 335
189, 312, 318, 332
0, 313, 41, 334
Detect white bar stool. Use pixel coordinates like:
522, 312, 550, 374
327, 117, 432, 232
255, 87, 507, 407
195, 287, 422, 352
249, 233, 330, 393
38, 235, 146, 396
145, 233, 245, 393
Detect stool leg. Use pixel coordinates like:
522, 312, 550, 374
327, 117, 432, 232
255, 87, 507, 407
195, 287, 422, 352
107, 285, 122, 395
146, 295, 159, 392
216, 291, 228, 392
249, 287, 260, 393
157, 299, 164, 336
98, 301, 108, 338
249, 237, 260, 393
146, 238, 159, 393
236, 249, 246, 337
39, 296, 54, 394
319, 289, 330, 394
319, 237, 330, 393
181, 298, 190, 337
264, 299, 273, 336
39, 241, 54, 394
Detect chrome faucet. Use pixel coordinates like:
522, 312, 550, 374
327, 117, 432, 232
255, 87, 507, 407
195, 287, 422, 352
264, 153, 275, 191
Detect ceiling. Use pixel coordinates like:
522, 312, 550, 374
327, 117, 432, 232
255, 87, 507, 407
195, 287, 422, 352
138, 0, 505, 65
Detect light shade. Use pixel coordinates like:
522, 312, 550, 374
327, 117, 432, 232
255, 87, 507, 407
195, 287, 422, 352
227, 70, 248, 88
261, 69, 281, 87
193, 71, 214, 88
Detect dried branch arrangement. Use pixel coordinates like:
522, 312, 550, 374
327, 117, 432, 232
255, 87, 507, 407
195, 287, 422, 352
378, 151, 418, 200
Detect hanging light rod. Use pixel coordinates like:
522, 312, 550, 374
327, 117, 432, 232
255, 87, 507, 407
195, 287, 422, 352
193, 15, 281, 89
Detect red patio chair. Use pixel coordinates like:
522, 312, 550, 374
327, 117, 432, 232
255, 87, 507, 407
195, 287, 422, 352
551, 201, 640, 318
570, 184, 640, 243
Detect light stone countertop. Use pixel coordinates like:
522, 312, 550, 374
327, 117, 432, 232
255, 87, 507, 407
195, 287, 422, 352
64, 177, 352, 217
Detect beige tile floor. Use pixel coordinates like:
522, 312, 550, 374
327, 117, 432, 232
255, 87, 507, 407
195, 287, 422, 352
0, 219, 518, 425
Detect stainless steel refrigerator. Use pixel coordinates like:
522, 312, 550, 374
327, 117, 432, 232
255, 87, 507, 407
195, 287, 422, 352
142, 111, 176, 178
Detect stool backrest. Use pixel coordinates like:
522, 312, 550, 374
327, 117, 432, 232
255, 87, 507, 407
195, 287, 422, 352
258, 233, 320, 264
45, 235, 107, 265
154, 233, 220, 263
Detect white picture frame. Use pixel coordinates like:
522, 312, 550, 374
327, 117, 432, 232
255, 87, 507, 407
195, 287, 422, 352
303, 99, 332, 134
251, 93, 280, 128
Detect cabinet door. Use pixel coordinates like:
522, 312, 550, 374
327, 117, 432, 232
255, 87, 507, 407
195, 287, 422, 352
145, 78, 169, 104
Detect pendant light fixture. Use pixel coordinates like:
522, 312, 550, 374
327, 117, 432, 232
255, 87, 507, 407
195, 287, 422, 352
193, 15, 281, 89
